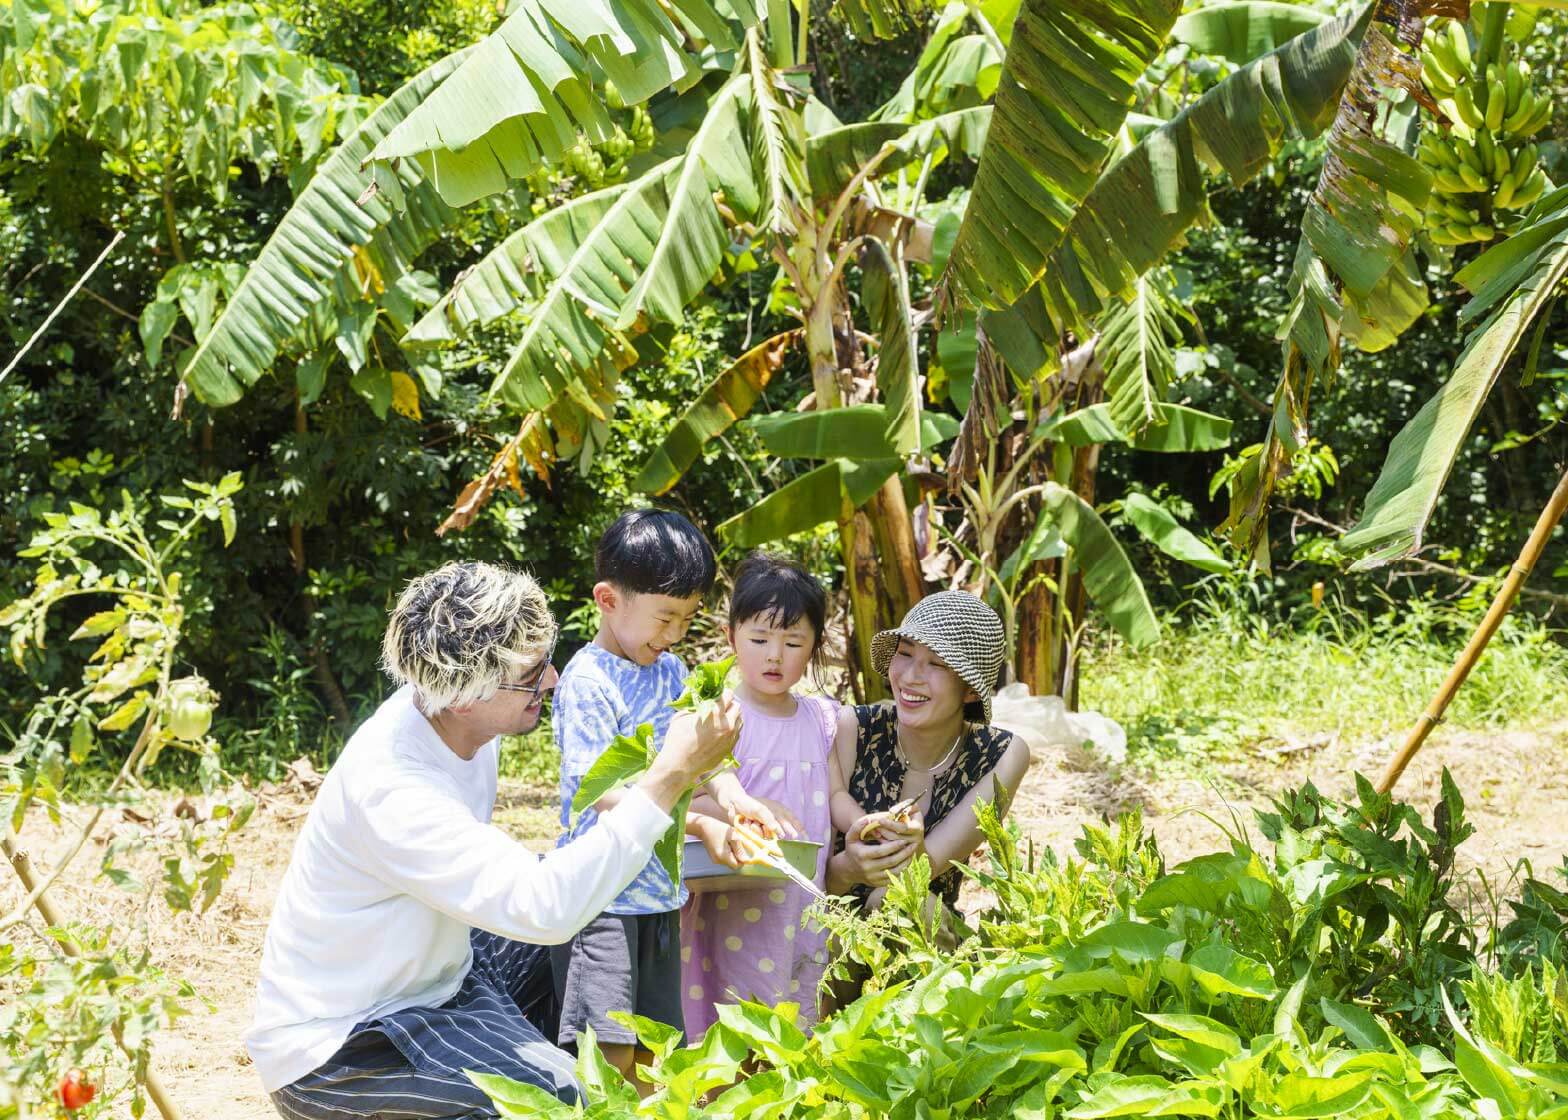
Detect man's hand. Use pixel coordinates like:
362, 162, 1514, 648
637, 694, 743, 813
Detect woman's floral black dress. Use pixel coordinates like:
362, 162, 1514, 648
835, 701, 1013, 910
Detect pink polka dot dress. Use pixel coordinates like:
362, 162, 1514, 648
680, 692, 837, 1039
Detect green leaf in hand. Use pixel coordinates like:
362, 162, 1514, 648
570, 723, 656, 816
669, 655, 735, 715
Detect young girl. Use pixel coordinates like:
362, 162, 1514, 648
679, 552, 861, 1038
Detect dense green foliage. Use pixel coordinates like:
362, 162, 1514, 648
472, 778, 1568, 1118
0, 0, 1564, 773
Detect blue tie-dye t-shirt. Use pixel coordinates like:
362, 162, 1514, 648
554, 643, 688, 915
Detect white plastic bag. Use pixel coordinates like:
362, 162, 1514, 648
990, 682, 1127, 765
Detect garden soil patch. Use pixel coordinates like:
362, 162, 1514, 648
3, 722, 1564, 1118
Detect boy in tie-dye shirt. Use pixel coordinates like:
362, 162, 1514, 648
552, 510, 762, 1085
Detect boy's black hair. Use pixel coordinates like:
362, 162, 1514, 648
728, 551, 829, 675
595, 509, 717, 598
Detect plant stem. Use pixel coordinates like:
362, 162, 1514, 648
161, 168, 186, 266
1471, 2, 1509, 80
1376, 463, 1568, 793
766, 0, 794, 68
965, 1, 1006, 55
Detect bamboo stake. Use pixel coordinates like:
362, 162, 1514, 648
1376, 464, 1568, 794
0, 231, 125, 386
4, 833, 185, 1120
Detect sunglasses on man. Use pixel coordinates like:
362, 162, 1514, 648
494, 632, 559, 699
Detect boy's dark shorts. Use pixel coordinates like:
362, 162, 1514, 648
551, 910, 684, 1048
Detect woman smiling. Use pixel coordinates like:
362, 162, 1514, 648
824, 592, 1030, 913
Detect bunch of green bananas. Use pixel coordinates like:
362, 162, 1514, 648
562, 107, 656, 189
1418, 13, 1553, 246
522, 105, 657, 207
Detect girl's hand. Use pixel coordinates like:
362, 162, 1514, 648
694, 817, 745, 870
719, 788, 802, 841
750, 796, 804, 839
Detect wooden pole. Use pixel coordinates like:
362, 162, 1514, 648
3, 833, 185, 1120
1376, 464, 1568, 794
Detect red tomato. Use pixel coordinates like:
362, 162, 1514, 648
57, 1068, 96, 1111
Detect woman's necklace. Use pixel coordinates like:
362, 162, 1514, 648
895, 726, 964, 779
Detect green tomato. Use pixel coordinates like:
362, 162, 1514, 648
165, 677, 214, 742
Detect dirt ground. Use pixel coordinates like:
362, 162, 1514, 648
5, 722, 1566, 1118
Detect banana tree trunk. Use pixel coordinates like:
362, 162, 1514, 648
1015, 567, 1060, 694
801, 267, 920, 700
867, 477, 922, 620
1055, 442, 1102, 708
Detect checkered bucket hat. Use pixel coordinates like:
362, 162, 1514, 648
870, 591, 1005, 722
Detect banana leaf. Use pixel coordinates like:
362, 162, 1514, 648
403, 181, 632, 345
1122, 493, 1230, 573
745, 29, 807, 236
1171, 1, 1329, 64
1341, 189, 1568, 567
980, 8, 1368, 382
1040, 482, 1160, 647
717, 458, 903, 546
366, 0, 765, 207
805, 106, 990, 200
182, 50, 470, 405
861, 240, 922, 455
747, 404, 960, 460
871, 2, 1001, 122
1095, 268, 1190, 433
614, 74, 757, 328
635, 330, 802, 495
485, 156, 682, 412
834, 0, 939, 39
939, 0, 1183, 308
1035, 403, 1232, 451
469, 75, 756, 412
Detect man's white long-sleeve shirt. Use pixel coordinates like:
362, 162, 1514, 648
246, 685, 672, 1093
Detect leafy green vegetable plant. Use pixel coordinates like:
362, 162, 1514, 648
566, 656, 740, 885
472, 770, 1568, 1120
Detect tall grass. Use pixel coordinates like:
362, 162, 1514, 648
1082, 588, 1568, 770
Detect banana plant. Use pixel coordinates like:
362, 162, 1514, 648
1344, 184, 1568, 566
393, 18, 993, 698
1206, 0, 1568, 568
1337, 6, 1568, 572
168, 0, 1415, 696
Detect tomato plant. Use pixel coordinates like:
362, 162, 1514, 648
56, 1068, 95, 1111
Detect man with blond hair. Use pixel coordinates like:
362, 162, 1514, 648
248, 561, 741, 1118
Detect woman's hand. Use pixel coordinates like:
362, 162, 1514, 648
855, 805, 925, 845
839, 817, 918, 887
